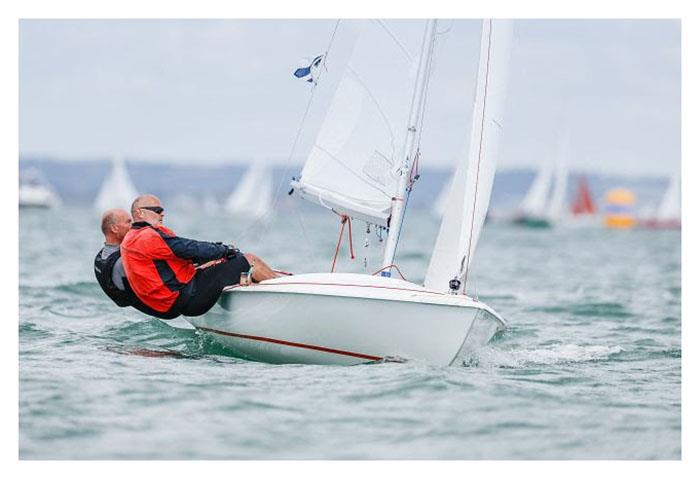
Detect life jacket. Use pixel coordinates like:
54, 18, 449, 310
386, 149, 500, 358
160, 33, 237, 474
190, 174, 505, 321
94, 248, 182, 319
120, 223, 195, 313
94, 249, 135, 307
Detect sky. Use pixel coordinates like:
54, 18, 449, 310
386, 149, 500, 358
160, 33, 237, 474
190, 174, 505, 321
19, 19, 680, 177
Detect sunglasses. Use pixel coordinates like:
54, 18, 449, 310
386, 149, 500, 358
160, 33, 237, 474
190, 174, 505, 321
140, 206, 164, 214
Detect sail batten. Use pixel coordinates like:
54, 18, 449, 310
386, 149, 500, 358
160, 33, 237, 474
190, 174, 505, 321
424, 20, 513, 292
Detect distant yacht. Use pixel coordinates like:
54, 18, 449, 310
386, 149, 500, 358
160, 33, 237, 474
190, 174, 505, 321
224, 162, 273, 219
640, 172, 680, 229
19, 167, 60, 209
570, 175, 596, 216
564, 174, 599, 227
514, 130, 569, 228
431, 175, 452, 219
94, 157, 138, 213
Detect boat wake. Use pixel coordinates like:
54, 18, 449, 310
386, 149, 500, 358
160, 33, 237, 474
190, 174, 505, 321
462, 343, 624, 368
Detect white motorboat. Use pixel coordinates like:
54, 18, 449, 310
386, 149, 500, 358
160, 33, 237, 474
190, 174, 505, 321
190, 19, 513, 365
19, 168, 60, 208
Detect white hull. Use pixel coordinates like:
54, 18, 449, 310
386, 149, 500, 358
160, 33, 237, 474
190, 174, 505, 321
186, 273, 506, 366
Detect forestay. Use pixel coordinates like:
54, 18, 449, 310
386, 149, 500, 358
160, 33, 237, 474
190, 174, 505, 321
291, 20, 420, 227
424, 20, 513, 292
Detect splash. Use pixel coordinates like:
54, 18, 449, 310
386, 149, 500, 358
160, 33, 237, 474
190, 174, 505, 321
464, 343, 624, 368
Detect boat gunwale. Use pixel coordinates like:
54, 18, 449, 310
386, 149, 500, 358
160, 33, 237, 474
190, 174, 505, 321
220, 282, 507, 326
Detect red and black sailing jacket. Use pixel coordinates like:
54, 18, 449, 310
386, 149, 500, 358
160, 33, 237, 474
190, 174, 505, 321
120, 222, 229, 313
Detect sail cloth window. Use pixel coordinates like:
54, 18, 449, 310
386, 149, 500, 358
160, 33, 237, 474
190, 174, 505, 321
294, 55, 325, 84
290, 20, 420, 227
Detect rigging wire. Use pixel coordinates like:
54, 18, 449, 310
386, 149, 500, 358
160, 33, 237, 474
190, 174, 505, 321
233, 20, 342, 251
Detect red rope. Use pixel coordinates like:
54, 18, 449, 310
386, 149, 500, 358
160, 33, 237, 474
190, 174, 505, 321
330, 215, 355, 273
372, 264, 407, 280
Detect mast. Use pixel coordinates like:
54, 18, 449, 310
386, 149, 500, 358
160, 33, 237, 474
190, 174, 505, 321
380, 19, 437, 274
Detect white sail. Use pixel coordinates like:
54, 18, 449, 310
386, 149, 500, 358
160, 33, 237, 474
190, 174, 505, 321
546, 128, 570, 221
518, 164, 552, 217
291, 20, 421, 227
424, 20, 513, 292
225, 162, 274, 219
657, 172, 681, 222
94, 157, 138, 213
431, 176, 452, 219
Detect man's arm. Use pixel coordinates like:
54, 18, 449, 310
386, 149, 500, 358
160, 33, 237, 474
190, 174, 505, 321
155, 230, 231, 264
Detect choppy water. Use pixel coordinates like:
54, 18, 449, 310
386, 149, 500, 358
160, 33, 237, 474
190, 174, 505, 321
19, 207, 681, 459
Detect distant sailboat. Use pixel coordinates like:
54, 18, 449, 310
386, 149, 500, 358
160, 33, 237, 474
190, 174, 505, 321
570, 175, 596, 216
19, 167, 60, 209
94, 157, 138, 212
514, 129, 569, 228
224, 162, 274, 219
641, 172, 680, 229
431, 175, 452, 219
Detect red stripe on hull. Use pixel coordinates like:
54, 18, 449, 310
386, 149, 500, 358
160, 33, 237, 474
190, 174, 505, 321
197, 327, 382, 361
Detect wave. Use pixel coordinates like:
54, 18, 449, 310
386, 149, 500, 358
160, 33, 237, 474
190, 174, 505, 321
529, 302, 633, 318
464, 343, 625, 368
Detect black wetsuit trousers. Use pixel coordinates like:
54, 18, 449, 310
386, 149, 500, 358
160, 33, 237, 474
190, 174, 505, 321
177, 255, 251, 317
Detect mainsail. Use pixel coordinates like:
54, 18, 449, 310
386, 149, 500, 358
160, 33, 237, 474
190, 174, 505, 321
225, 162, 273, 219
291, 20, 420, 227
424, 20, 513, 292
94, 157, 139, 213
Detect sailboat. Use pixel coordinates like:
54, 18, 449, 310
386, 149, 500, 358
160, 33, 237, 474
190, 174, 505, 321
94, 157, 139, 213
570, 175, 596, 216
564, 174, 600, 227
224, 162, 274, 219
187, 19, 513, 365
513, 129, 569, 228
431, 174, 452, 219
19, 167, 61, 209
641, 172, 681, 229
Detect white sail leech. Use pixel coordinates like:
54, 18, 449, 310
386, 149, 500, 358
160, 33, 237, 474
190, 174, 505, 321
291, 20, 421, 227
424, 20, 513, 293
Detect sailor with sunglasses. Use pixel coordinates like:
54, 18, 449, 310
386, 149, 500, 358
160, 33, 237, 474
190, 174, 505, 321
94, 208, 181, 319
119, 194, 279, 318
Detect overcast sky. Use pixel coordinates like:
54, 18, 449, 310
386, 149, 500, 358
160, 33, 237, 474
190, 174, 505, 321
19, 19, 680, 177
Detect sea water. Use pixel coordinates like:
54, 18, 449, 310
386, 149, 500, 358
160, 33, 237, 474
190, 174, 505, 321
18, 207, 681, 459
